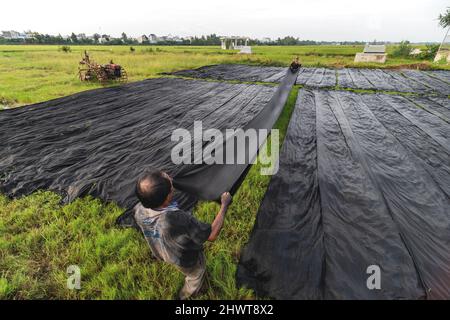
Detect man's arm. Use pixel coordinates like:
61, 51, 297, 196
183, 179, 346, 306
208, 192, 232, 242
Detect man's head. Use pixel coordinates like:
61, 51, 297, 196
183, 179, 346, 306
136, 170, 174, 209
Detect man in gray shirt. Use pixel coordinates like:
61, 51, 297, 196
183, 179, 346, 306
134, 170, 232, 300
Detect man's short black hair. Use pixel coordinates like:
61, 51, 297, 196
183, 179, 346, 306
136, 170, 172, 209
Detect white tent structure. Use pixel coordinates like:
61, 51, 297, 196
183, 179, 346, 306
220, 36, 252, 54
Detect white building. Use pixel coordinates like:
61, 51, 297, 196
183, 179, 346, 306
354, 44, 387, 63
98, 35, 110, 44
24, 31, 36, 39
137, 35, 149, 43
1, 30, 24, 40
148, 34, 158, 44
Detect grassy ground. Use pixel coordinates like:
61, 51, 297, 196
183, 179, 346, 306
0, 44, 448, 299
0, 82, 299, 299
1, 44, 448, 107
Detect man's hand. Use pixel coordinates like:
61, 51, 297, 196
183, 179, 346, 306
208, 192, 232, 242
221, 192, 232, 207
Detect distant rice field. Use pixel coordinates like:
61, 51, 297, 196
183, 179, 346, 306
0, 44, 448, 105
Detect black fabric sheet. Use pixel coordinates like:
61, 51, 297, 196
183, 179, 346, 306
237, 89, 450, 300
303, 68, 336, 88
172, 64, 450, 95
426, 70, 450, 84
0, 78, 276, 215
171, 64, 286, 83
174, 69, 298, 200
404, 96, 450, 123
401, 70, 450, 96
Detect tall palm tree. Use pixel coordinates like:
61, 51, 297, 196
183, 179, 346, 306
436, 8, 450, 63
438, 7, 450, 28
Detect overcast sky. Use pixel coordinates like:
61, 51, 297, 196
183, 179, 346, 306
1, 0, 448, 42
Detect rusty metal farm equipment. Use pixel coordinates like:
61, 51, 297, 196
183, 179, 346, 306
78, 51, 127, 84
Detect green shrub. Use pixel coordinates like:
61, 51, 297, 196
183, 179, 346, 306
391, 41, 412, 58
417, 44, 440, 60
59, 45, 71, 53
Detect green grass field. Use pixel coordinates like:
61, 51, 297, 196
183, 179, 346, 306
0, 44, 448, 299
1, 44, 448, 107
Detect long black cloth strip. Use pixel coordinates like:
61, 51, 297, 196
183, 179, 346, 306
173, 68, 298, 200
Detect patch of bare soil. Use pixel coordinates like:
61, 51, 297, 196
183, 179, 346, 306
387, 63, 433, 70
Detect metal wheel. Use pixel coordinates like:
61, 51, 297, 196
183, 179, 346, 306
78, 67, 89, 81
119, 68, 128, 83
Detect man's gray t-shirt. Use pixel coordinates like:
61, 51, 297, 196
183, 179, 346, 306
134, 202, 211, 268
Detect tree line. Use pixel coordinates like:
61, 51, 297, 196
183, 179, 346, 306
0, 32, 365, 46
